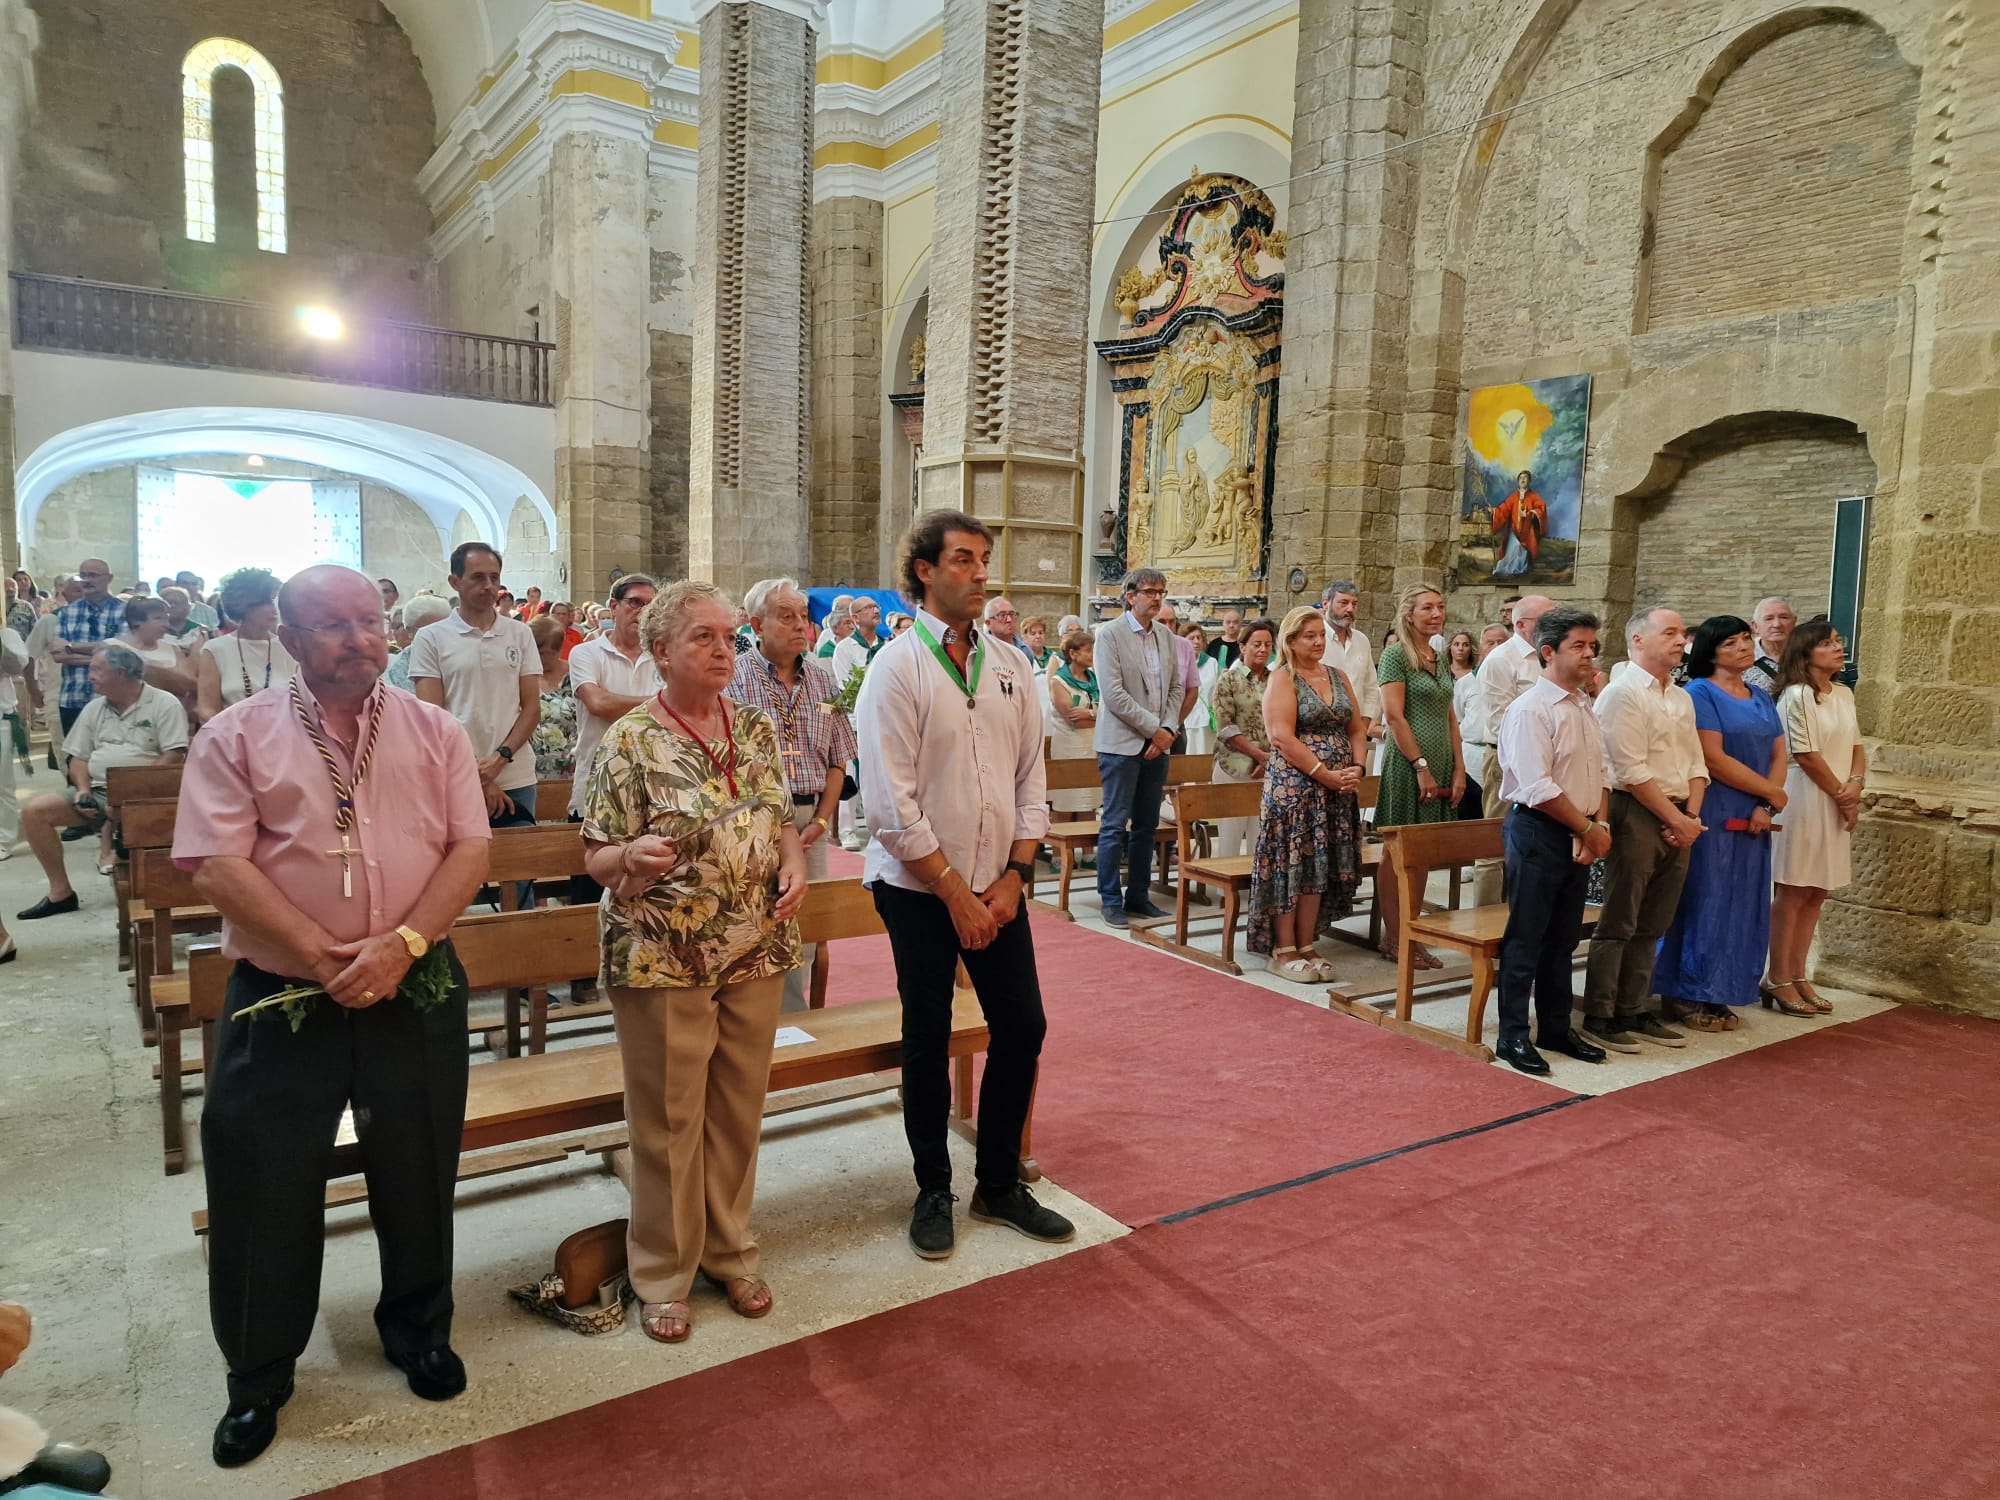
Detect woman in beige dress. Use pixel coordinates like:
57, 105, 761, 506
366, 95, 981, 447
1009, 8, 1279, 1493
580, 580, 807, 1345
1766, 618, 1863, 1015
1045, 629, 1098, 817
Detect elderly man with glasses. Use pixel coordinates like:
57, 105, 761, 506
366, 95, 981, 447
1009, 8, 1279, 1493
49, 559, 125, 736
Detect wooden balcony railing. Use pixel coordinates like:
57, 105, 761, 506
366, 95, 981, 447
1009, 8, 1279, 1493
10, 272, 555, 407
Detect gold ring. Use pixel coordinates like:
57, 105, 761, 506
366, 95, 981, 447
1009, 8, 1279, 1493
362, 990, 377, 1002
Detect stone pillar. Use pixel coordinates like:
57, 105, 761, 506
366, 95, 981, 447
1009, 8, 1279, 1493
1818, 4, 2000, 1010
551, 131, 653, 598
687, 0, 818, 598
811, 195, 883, 586
0, 1, 39, 579
1269, 0, 1428, 630
917, 0, 1102, 621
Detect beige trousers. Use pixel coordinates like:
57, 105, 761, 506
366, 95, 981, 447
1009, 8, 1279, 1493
784, 800, 831, 1013
1474, 744, 1506, 906
609, 974, 784, 1304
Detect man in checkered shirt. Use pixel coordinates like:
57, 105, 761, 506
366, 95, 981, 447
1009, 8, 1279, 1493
50, 558, 126, 734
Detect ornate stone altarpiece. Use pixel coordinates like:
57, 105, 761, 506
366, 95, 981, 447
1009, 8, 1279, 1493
1094, 171, 1284, 597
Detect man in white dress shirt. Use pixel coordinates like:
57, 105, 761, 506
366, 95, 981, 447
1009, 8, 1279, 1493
1471, 592, 1553, 904
1493, 606, 1611, 1075
1318, 580, 1381, 740
857, 510, 1073, 1262
1580, 608, 1708, 1052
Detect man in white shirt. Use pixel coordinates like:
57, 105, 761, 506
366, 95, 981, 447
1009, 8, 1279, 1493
1492, 606, 1611, 1075
1454, 624, 1509, 816
814, 595, 853, 660
18, 643, 189, 919
1580, 607, 1709, 1052
1319, 580, 1382, 739
830, 597, 881, 851
565, 573, 661, 818
1471, 592, 1553, 903
409, 543, 542, 823
1744, 595, 1794, 696
857, 508, 1071, 1262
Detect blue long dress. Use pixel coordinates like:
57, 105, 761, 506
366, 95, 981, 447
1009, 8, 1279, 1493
1652, 678, 1783, 1007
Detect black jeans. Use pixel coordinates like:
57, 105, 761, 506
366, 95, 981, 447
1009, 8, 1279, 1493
873, 881, 1046, 1196
202, 952, 469, 1405
1497, 806, 1590, 1047
1095, 750, 1170, 910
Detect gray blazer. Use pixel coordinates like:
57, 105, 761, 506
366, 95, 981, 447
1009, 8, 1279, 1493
1093, 613, 1183, 756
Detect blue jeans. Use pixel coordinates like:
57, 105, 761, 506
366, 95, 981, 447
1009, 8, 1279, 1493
1497, 805, 1591, 1047
1095, 751, 1169, 910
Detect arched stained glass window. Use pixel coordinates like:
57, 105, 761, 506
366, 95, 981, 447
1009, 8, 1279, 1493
183, 38, 286, 253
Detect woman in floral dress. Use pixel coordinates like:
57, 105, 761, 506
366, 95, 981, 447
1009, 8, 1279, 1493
1248, 607, 1367, 982
528, 613, 578, 781
581, 581, 807, 1346
1374, 584, 1463, 969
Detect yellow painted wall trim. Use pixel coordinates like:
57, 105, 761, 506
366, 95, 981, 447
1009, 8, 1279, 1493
654, 120, 699, 150
477, 121, 540, 182
439, 186, 472, 225
816, 28, 942, 89
1100, 13, 1297, 111
813, 121, 938, 171
1093, 112, 1291, 246
676, 29, 699, 68
576, 0, 652, 18
1103, 0, 1209, 50
548, 68, 651, 108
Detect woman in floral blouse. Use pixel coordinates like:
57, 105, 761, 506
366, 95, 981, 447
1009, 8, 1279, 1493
580, 580, 807, 1346
1210, 618, 1277, 857
527, 613, 578, 780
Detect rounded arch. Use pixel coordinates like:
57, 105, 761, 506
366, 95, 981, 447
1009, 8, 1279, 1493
16, 408, 557, 564
183, 37, 286, 252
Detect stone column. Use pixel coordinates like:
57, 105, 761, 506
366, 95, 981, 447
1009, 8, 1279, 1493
1269, 0, 1428, 628
1819, 4, 2000, 1010
687, 0, 818, 598
811, 195, 883, 586
551, 130, 653, 597
917, 0, 1103, 621
0, 1, 39, 578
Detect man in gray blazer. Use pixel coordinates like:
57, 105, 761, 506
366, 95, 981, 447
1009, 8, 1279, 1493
1093, 567, 1182, 928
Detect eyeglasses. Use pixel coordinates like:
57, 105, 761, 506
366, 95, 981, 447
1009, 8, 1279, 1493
1131, 587, 1166, 598
77, 570, 109, 580
293, 618, 387, 641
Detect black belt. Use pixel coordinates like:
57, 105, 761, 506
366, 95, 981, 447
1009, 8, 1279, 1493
792, 792, 819, 805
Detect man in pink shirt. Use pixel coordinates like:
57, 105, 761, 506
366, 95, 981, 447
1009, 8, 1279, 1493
172, 566, 491, 1469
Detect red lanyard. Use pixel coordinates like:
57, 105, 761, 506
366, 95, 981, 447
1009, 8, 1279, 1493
657, 692, 738, 797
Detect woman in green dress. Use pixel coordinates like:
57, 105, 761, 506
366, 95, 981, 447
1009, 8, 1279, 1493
1374, 583, 1464, 969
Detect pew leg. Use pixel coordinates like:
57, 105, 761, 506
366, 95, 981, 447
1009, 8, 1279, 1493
160, 1022, 185, 1176
1219, 883, 1241, 971
1395, 927, 1417, 1024
1448, 861, 1463, 910
1057, 844, 1074, 914
529, 986, 549, 1055
809, 941, 830, 1009
953, 1054, 974, 1121
504, 988, 522, 1059
1466, 949, 1496, 1045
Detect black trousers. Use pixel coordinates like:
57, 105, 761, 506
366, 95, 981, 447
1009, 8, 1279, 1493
1497, 806, 1590, 1047
201, 950, 470, 1406
873, 882, 1046, 1196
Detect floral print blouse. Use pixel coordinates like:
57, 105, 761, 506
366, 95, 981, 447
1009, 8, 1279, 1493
581, 702, 801, 989
1211, 663, 1274, 779
534, 672, 578, 779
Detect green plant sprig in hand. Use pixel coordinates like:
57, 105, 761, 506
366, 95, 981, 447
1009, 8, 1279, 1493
827, 662, 866, 716
235, 944, 455, 1032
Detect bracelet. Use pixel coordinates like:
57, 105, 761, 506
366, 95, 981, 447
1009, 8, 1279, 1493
922, 866, 957, 892
1309, 760, 1326, 779
813, 815, 831, 833
1845, 775, 1864, 784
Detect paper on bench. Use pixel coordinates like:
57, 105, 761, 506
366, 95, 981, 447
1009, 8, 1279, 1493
772, 1026, 816, 1048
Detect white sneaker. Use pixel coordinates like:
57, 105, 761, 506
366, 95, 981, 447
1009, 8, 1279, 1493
840, 833, 865, 852
0, 845, 13, 861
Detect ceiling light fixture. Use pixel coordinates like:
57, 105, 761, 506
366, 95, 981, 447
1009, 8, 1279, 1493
297, 306, 344, 340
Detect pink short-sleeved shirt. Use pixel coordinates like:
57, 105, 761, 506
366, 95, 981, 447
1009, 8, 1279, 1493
173, 678, 492, 975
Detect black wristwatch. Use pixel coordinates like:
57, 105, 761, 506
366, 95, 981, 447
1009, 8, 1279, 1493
494, 745, 515, 762
1005, 860, 1036, 884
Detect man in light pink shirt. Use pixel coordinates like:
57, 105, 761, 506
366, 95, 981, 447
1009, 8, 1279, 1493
172, 565, 490, 1469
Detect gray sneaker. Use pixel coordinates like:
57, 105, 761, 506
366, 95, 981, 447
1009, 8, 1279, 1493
1581, 1016, 1642, 1053
1632, 1013, 1689, 1047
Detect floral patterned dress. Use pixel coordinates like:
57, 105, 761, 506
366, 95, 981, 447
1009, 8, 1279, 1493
1247, 669, 1362, 956
581, 702, 802, 988
533, 671, 578, 780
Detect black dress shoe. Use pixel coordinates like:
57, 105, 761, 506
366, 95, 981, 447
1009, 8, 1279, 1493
388, 1346, 467, 1402
212, 1380, 291, 1468
17, 892, 78, 920
4, 1441, 113, 1493
1127, 899, 1170, 920
1495, 1038, 1550, 1075
1539, 1028, 1608, 1064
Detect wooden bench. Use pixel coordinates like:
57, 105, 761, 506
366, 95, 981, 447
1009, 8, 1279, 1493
1324, 819, 1602, 1062
184, 878, 1010, 1231
1133, 775, 1382, 974
1040, 751, 1209, 917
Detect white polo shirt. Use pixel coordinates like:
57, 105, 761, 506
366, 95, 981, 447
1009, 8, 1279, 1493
566, 632, 663, 814
407, 610, 539, 791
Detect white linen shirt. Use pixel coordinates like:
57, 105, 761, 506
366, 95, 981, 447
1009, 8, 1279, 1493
1476, 632, 1541, 744
856, 605, 1050, 895
407, 610, 540, 792
1593, 666, 1706, 800
565, 632, 663, 815
1453, 669, 1485, 775
1321, 622, 1382, 725
0, 626, 27, 714
1498, 676, 1608, 814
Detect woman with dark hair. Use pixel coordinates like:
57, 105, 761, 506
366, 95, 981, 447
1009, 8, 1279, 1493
1652, 615, 1792, 1031
1766, 618, 1861, 1015
196, 568, 297, 722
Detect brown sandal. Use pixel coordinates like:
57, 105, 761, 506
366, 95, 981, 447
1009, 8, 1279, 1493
639, 1300, 691, 1343
708, 1273, 773, 1318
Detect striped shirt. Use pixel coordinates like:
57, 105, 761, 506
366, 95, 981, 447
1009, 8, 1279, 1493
727, 648, 858, 799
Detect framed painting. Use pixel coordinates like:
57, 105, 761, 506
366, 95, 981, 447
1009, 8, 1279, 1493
1456, 374, 1590, 587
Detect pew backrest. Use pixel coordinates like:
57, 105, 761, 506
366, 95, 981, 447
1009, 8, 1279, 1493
1379, 819, 1502, 909
106, 764, 182, 809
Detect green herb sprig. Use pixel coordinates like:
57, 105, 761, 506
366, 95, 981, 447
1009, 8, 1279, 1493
236, 944, 455, 1032
827, 663, 866, 716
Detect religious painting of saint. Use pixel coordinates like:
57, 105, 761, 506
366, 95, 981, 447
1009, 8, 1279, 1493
1456, 374, 1590, 587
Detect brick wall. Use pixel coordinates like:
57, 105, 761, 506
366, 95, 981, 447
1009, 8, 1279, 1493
1632, 418, 1876, 628
649, 328, 691, 582
17, 0, 436, 319
1643, 19, 1918, 332
811, 195, 882, 587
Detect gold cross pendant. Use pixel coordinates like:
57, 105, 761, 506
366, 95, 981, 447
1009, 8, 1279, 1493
324, 833, 357, 898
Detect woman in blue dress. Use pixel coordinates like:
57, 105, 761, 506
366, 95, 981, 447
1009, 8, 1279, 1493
1653, 616, 1791, 1031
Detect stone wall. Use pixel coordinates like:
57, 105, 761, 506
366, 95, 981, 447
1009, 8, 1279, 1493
29, 467, 137, 586
16, 0, 436, 319
361, 483, 448, 598
811, 195, 883, 587
1631, 418, 1875, 627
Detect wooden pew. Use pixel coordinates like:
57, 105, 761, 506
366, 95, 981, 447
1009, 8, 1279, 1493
481, 823, 591, 1056
185, 878, 1008, 1232
1325, 819, 1602, 1062
1040, 752, 1210, 917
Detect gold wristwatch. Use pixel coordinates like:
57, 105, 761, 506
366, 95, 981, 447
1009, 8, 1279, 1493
395, 924, 431, 959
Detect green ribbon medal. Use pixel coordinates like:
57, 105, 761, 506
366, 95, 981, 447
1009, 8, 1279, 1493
911, 618, 983, 707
